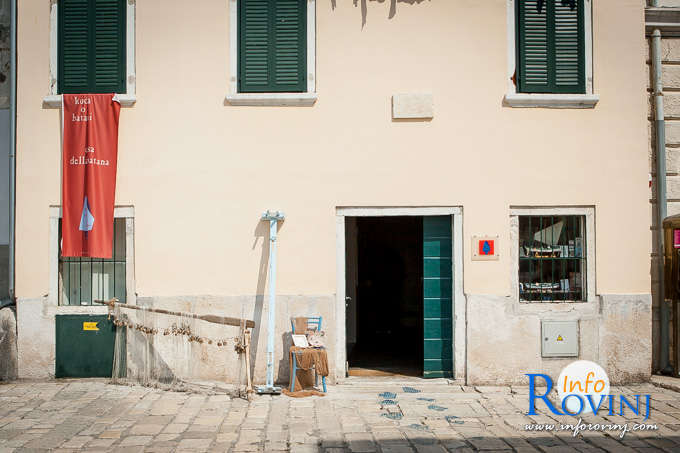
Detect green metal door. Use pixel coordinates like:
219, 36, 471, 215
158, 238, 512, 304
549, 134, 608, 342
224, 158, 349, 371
55, 315, 117, 378
423, 216, 453, 378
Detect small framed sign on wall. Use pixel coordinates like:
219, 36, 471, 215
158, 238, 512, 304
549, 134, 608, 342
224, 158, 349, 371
472, 236, 499, 261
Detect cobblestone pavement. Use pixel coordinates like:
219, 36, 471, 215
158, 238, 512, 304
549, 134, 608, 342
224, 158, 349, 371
0, 379, 679, 452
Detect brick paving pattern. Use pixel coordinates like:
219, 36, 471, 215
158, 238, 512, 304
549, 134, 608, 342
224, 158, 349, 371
0, 379, 678, 452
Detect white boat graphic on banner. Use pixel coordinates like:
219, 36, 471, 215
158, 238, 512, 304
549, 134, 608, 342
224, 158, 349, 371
79, 196, 94, 232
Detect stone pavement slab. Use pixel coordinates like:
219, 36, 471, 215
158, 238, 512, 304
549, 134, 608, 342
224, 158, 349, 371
0, 379, 679, 451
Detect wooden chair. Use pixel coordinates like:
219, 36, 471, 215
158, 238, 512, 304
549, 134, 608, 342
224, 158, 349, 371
290, 316, 326, 392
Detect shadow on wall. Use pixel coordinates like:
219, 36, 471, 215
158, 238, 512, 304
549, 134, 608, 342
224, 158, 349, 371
277, 331, 293, 386
117, 214, 285, 386
331, 0, 430, 27
249, 218, 285, 382
249, 294, 264, 382
127, 329, 177, 384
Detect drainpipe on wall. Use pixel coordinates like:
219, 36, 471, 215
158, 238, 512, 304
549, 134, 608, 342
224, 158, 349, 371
6, 0, 16, 307
652, 28, 673, 375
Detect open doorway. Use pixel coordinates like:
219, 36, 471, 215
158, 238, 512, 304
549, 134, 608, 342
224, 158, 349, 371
345, 216, 423, 376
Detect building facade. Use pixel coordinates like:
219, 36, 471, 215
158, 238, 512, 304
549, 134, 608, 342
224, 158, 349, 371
14, 0, 651, 385
0, 0, 11, 301
0, 0, 16, 382
646, 0, 680, 376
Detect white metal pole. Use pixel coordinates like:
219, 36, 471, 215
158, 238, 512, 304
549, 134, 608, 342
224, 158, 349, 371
257, 210, 284, 394
266, 217, 277, 387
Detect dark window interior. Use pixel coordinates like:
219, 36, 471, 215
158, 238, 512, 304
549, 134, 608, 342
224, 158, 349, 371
519, 215, 586, 302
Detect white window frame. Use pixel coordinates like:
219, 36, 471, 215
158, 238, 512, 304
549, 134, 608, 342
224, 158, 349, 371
43, 0, 136, 109
504, 0, 599, 109
225, 0, 317, 107
49, 205, 136, 309
510, 206, 596, 304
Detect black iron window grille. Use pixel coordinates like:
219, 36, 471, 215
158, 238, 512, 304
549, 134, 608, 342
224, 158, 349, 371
519, 215, 586, 302
58, 218, 126, 305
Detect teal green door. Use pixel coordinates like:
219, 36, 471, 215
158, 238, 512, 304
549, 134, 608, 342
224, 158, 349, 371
423, 216, 453, 378
55, 315, 117, 378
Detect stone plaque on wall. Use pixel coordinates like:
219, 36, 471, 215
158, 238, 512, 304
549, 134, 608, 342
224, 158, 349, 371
392, 93, 434, 119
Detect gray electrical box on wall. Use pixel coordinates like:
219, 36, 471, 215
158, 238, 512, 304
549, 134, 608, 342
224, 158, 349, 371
541, 321, 579, 358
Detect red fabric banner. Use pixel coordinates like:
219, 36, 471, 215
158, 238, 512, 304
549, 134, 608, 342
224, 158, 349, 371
61, 94, 121, 258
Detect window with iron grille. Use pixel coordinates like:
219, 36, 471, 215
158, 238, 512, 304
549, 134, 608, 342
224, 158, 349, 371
58, 218, 126, 305
516, 0, 585, 94
519, 215, 586, 302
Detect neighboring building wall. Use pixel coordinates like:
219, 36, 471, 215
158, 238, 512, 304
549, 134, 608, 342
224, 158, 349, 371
646, 0, 680, 373
0, 0, 16, 381
0, 109, 11, 300
0, 0, 11, 299
15, 0, 652, 384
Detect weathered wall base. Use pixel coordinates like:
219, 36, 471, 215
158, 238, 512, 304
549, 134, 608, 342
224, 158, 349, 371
0, 306, 17, 380
467, 294, 652, 385
16, 297, 109, 378
17, 294, 336, 385
127, 295, 336, 385
17, 292, 650, 385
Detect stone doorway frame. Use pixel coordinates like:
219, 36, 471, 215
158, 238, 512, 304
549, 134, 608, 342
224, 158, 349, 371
334, 207, 465, 383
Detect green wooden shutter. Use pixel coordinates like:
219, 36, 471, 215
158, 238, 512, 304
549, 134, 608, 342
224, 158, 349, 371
59, 0, 126, 94
517, 0, 585, 94
93, 0, 126, 93
239, 0, 306, 93
423, 216, 453, 379
59, 0, 90, 94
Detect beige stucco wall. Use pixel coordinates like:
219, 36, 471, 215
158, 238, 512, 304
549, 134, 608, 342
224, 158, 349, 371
14, 0, 651, 383
16, 0, 650, 297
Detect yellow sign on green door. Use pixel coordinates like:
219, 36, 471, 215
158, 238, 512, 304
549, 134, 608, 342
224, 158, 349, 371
82, 321, 99, 331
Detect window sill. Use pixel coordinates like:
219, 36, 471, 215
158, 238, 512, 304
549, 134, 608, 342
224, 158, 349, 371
503, 93, 599, 109
42, 94, 137, 109
519, 300, 588, 304
53, 305, 109, 313
225, 92, 317, 107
